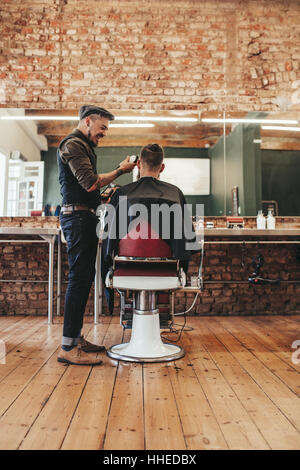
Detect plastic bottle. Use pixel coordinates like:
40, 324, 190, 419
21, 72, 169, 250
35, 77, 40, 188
256, 210, 266, 229
267, 209, 275, 229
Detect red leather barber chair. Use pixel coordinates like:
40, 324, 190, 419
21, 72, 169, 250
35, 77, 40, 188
105, 222, 186, 362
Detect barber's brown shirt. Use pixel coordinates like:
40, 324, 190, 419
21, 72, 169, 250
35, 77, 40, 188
59, 130, 99, 192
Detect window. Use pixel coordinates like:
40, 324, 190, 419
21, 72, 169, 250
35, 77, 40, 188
0, 151, 8, 216
7, 161, 21, 216
6, 160, 44, 216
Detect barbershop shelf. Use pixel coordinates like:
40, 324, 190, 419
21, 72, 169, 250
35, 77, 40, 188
202, 228, 300, 237
0, 226, 61, 323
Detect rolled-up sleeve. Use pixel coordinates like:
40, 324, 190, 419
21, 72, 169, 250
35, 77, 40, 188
59, 140, 99, 191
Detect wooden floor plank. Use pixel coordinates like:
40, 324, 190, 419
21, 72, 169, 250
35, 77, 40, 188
278, 315, 300, 326
183, 321, 270, 450
0, 349, 66, 450
239, 317, 300, 371
19, 366, 91, 449
250, 316, 299, 344
216, 316, 300, 395
0, 323, 62, 415
0, 315, 28, 331
0, 318, 48, 377
103, 362, 144, 450
0, 322, 108, 450
0, 316, 43, 364
166, 353, 228, 450
0, 316, 44, 353
19, 324, 95, 450
187, 318, 300, 449
203, 319, 300, 448
259, 316, 300, 348
205, 318, 300, 429
144, 362, 186, 450
61, 322, 123, 450
263, 314, 299, 330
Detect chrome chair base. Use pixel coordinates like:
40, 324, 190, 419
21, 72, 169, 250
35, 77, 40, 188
107, 343, 185, 363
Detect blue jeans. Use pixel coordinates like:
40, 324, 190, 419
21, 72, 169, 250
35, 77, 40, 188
60, 211, 98, 344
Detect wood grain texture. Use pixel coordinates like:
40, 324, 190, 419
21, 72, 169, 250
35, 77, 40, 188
0, 315, 299, 450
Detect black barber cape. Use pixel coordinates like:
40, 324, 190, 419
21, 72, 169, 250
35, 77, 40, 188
101, 177, 198, 314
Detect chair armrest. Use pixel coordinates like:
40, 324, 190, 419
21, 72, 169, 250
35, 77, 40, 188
105, 268, 114, 288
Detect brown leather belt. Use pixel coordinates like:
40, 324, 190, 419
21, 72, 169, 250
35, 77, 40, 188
61, 205, 95, 214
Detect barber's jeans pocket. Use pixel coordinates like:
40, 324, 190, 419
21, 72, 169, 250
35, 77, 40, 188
60, 215, 83, 250
60, 212, 98, 251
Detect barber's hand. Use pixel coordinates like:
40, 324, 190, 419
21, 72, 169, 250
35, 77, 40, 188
118, 156, 137, 174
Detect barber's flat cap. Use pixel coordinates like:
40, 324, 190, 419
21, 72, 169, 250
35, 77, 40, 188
79, 105, 115, 121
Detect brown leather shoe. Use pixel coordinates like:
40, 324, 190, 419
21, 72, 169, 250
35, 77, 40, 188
78, 335, 106, 353
57, 345, 103, 366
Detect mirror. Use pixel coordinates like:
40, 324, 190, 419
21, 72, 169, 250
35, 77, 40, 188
223, 110, 300, 217
0, 108, 299, 217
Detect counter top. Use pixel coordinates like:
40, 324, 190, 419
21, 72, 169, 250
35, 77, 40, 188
202, 228, 300, 237
0, 227, 60, 235
0, 226, 298, 237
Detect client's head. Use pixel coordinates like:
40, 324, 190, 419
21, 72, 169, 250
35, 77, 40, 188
138, 143, 165, 178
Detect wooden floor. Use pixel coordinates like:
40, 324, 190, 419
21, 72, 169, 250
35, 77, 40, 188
0, 314, 299, 450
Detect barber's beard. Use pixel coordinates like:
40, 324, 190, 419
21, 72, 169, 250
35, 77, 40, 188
87, 130, 96, 147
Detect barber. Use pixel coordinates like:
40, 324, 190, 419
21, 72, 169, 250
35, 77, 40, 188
57, 105, 136, 366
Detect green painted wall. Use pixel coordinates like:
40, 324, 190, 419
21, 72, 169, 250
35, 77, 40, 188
208, 123, 262, 217
226, 124, 262, 216
242, 124, 262, 215
224, 125, 244, 215
261, 150, 300, 216
209, 136, 226, 216
214, 123, 262, 216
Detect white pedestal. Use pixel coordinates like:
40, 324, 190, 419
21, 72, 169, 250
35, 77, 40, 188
107, 313, 184, 363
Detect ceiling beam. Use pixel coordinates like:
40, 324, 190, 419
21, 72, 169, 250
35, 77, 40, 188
46, 135, 217, 148
23, 109, 300, 150
37, 121, 222, 135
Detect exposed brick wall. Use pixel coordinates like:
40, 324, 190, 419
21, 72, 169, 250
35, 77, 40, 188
0, 244, 56, 315
1, 0, 300, 111
185, 243, 300, 315
0, 216, 299, 316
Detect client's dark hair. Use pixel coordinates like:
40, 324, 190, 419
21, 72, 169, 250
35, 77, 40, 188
140, 144, 164, 169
